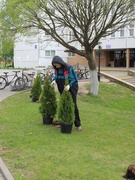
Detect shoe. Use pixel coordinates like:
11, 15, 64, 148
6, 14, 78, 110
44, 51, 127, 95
52, 120, 60, 125
56, 125, 61, 128
76, 126, 82, 131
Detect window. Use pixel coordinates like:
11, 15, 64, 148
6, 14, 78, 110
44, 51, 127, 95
111, 32, 115, 37
111, 6, 115, 15
48, 8, 55, 14
129, 24, 134, 36
45, 29, 51, 38
130, 6, 134, 12
45, 50, 55, 57
69, 31, 76, 41
68, 52, 75, 57
120, 27, 124, 37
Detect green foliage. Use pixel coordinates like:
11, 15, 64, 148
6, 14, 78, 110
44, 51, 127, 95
39, 74, 57, 118
58, 90, 75, 125
31, 73, 42, 100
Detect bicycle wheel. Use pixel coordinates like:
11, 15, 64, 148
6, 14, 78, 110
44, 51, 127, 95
77, 72, 83, 80
84, 71, 90, 79
49, 73, 54, 83
14, 77, 25, 91
0, 76, 7, 90
22, 73, 28, 85
39, 73, 45, 84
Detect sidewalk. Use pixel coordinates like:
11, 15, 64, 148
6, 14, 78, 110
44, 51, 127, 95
0, 86, 18, 103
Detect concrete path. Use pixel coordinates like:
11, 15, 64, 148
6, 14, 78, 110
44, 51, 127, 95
0, 86, 18, 103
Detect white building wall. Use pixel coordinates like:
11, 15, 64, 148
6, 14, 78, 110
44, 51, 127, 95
95, 26, 135, 50
14, 35, 39, 68
14, 34, 69, 68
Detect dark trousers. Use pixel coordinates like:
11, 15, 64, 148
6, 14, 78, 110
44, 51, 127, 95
69, 84, 81, 127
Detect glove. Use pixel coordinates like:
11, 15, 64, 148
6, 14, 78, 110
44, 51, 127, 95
51, 80, 56, 86
64, 85, 70, 91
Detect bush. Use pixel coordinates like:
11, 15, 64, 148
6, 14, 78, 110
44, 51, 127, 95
39, 74, 57, 118
31, 73, 42, 101
58, 90, 75, 125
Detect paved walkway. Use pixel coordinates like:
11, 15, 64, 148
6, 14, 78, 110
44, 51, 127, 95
0, 86, 18, 103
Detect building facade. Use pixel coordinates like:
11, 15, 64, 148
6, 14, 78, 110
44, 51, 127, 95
94, 25, 135, 68
14, 25, 135, 69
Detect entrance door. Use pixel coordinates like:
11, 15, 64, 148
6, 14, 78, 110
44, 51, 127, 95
114, 50, 126, 67
130, 49, 135, 67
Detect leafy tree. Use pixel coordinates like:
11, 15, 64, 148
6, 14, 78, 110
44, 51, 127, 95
0, 3, 14, 67
1, 0, 135, 94
0, 33, 14, 67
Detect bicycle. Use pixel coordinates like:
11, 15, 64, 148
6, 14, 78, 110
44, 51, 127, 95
0, 71, 25, 91
75, 67, 90, 80
39, 69, 46, 84
21, 69, 35, 88
39, 68, 54, 84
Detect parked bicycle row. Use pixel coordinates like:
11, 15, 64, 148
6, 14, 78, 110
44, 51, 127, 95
0, 68, 55, 91
0, 64, 90, 91
73, 64, 90, 80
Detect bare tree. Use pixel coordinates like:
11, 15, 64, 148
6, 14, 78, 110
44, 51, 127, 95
1, 0, 135, 95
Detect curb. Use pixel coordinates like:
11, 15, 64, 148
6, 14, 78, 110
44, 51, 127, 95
0, 158, 14, 180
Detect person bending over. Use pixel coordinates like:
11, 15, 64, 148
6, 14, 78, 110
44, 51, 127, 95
51, 55, 82, 131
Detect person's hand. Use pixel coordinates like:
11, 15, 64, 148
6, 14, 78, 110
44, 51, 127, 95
64, 85, 70, 91
51, 80, 56, 86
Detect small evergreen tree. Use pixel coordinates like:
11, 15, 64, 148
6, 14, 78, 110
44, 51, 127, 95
58, 90, 74, 125
58, 79, 75, 125
39, 74, 57, 118
31, 73, 42, 102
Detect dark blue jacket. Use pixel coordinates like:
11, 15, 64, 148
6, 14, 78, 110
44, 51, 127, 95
52, 56, 78, 94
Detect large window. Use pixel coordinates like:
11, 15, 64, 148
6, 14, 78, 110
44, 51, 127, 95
129, 24, 134, 36
45, 50, 55, 57
111, 32, 115, 38
120, 27, 125, 37
68, 52, 75, 57
111, 6, 115, 15
69, 31, 76, 41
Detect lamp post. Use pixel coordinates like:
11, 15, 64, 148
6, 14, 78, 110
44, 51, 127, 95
97, 42, 102, 82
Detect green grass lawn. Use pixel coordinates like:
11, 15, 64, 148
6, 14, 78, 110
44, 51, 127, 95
0, 82, 135, 180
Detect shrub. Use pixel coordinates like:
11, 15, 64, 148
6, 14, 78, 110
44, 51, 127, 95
31, 73, 42, 101
58, 90, 75, 125
39, 74, 57, 118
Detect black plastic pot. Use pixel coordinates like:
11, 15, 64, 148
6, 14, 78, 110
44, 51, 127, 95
30, 95, 38, 102
61, 123, 73, 134
43, 117, 53, 125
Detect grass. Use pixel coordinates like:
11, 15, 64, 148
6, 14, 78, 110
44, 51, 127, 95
0, 82, 135, 180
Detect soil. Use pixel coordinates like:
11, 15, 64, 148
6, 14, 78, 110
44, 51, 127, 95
54, 79, 90, 95
78, 80, 90, 95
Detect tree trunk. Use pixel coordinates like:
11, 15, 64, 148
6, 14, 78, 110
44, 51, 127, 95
86, 50, 99, 95
90, 70, 99, 95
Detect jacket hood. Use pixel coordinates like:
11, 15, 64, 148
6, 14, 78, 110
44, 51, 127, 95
52, 55, 72, 70
52, 56, 66, 67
